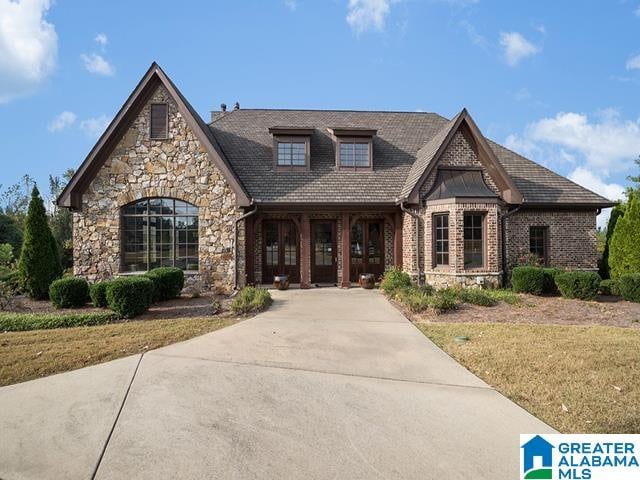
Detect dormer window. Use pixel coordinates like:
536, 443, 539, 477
150, 103, 168, 139
268, 127, 313, 171
327, 127, 376, 171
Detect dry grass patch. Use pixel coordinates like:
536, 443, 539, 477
0, 316, 238, 387
418, 322, 640, 434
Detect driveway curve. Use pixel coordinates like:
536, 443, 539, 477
0, 288, 553, 480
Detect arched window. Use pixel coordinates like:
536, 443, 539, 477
121, 198, 198, 272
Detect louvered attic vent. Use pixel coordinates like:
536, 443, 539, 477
150, 103, 168, 139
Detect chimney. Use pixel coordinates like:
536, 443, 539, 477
211, 103, 228, 122
233, 101, 240, 111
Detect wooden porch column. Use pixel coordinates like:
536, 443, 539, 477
300, 213, 311, 289
394, 211, 403, 269
341, 212, 351, 288
245, 214, 255, 285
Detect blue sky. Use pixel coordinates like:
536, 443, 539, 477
1, 0, 639, 226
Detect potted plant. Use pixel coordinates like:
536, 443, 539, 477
273, 274, 290, 290
359, 273, 375, 289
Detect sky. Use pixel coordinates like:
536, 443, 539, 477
1, 0, 639, 227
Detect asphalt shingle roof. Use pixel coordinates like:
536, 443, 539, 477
209, 109, 612, 207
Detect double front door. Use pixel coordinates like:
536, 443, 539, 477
350, 220, 384, 281
262, 221, 299, 283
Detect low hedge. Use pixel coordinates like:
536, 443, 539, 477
89, 280, 113, 308
0, 311, 116, 332
144, 267, 184, 301
599, 279, 619, 296
394, 286, 458, 314
511, 266, 545, 295
231, 287, 272, 315
618, 274, 640, 303
106, 277, 154, 318
49, 277, 89, 308
555, 271, 601, 300
542, 268, 562, 294
380, 267, 412, 295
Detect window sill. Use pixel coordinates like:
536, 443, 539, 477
118, 270, 199, 276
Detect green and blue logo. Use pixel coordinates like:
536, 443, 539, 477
521, 435, 554, 479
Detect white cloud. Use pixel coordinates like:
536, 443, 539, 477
81, 53, 115, 76
0, 0, 57, 103
499, 31, 540, 66
80, 115, 109, 138
634, 6, 640, 16
460, 20, 488, 48
284, 0, 297, 11
625, 54, 640, 70
569, 167, 626, 228
95, 33, 108, 47
505, 110, 640, 174
47, 111, 76, 132
346, 0, 396, 34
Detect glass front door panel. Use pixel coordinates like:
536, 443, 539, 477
351, 223, 363, 265
314, 223, 333, 266
262, 221, 299, 283
368, 222, 382, 265
265, 223, 278, 266
350, 220, 384, 281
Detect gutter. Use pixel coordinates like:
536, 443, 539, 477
233, 201, 258, 289
398, 199, 422, 285
500, 204, 522, 287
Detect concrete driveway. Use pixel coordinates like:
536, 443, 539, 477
0, 288, 553, 479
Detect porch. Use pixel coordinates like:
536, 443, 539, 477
243, 208, 403, 288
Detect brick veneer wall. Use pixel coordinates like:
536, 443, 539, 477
73, 84, 242, 291
505, 209, 598, 270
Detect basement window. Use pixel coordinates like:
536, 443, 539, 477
150, 103, 168, 139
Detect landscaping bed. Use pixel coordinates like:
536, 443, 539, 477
419, 322, 640, 434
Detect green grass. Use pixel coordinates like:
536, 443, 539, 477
418, 322, 640, 433
0, 311, 117, 331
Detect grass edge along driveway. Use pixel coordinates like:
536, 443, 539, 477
418, 322, 640, 434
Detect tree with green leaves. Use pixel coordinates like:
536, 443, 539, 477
0, 214, 23, 257
599, 202, 625, 279
17, 187, 61, 299
609, 193, 640, 279
48, 169, 75, 269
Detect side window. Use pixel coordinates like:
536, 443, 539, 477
434, 214, 449, 266
529, 226, 548, 264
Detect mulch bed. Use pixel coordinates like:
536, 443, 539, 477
394, 294, 640, 328
4, 292, 233, 320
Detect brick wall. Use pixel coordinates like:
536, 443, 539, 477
505, 209, 598, 270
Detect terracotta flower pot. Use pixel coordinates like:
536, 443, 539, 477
359, 273, 375, 289
273, 275, 290, 290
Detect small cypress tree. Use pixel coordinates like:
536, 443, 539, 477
599, 203, 625, 279
17, 186, 62, 299
609, 193, 640, 279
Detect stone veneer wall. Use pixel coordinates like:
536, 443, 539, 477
73, 85, 242, 290
505, 209, 598, 270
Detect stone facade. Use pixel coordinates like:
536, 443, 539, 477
73, 85, 242, 290
505, 209, 598, 270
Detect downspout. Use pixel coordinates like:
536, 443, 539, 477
399, 200, 422, 285
501, 204, 522, 287
233, 201, 257, 290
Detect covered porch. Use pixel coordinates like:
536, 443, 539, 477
243, 207, 403, 288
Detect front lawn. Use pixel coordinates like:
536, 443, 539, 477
418, 322, 640, 434
0, 316, 238, 387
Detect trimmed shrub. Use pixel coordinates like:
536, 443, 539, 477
0, 311, 116, 332
541, 268, 562, 294
427, 293, 458, 314
599, 279, 618, 296
89, 281, 113, 308
511, 266, 545, 295
618, 274, 640, 303
17, 187, 61, 299
106, 277, 154, 318
49, 277, 89, 308
380, 267, 412, 295
609, 195, 640, 279
555, 271, 601, 300
231, 287, 273, 315
144, 267, 184, 301
600, 203, 625, 279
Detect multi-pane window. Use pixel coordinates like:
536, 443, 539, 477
529, 226, 548, 263
463, 213, 483, 268
277, 141, 306, 166
339, 140, 370, 168
434, 214, 449, 266
150, 103, 168, 139
121, 198, 198, 272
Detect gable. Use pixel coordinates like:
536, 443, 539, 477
402, 109, 523, 205
57, 63, 251, 210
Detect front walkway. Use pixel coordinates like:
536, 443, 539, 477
0, 288, 553, 479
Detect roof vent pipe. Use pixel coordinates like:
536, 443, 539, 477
233, 102, 240, 111
220, 103, 227, 112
